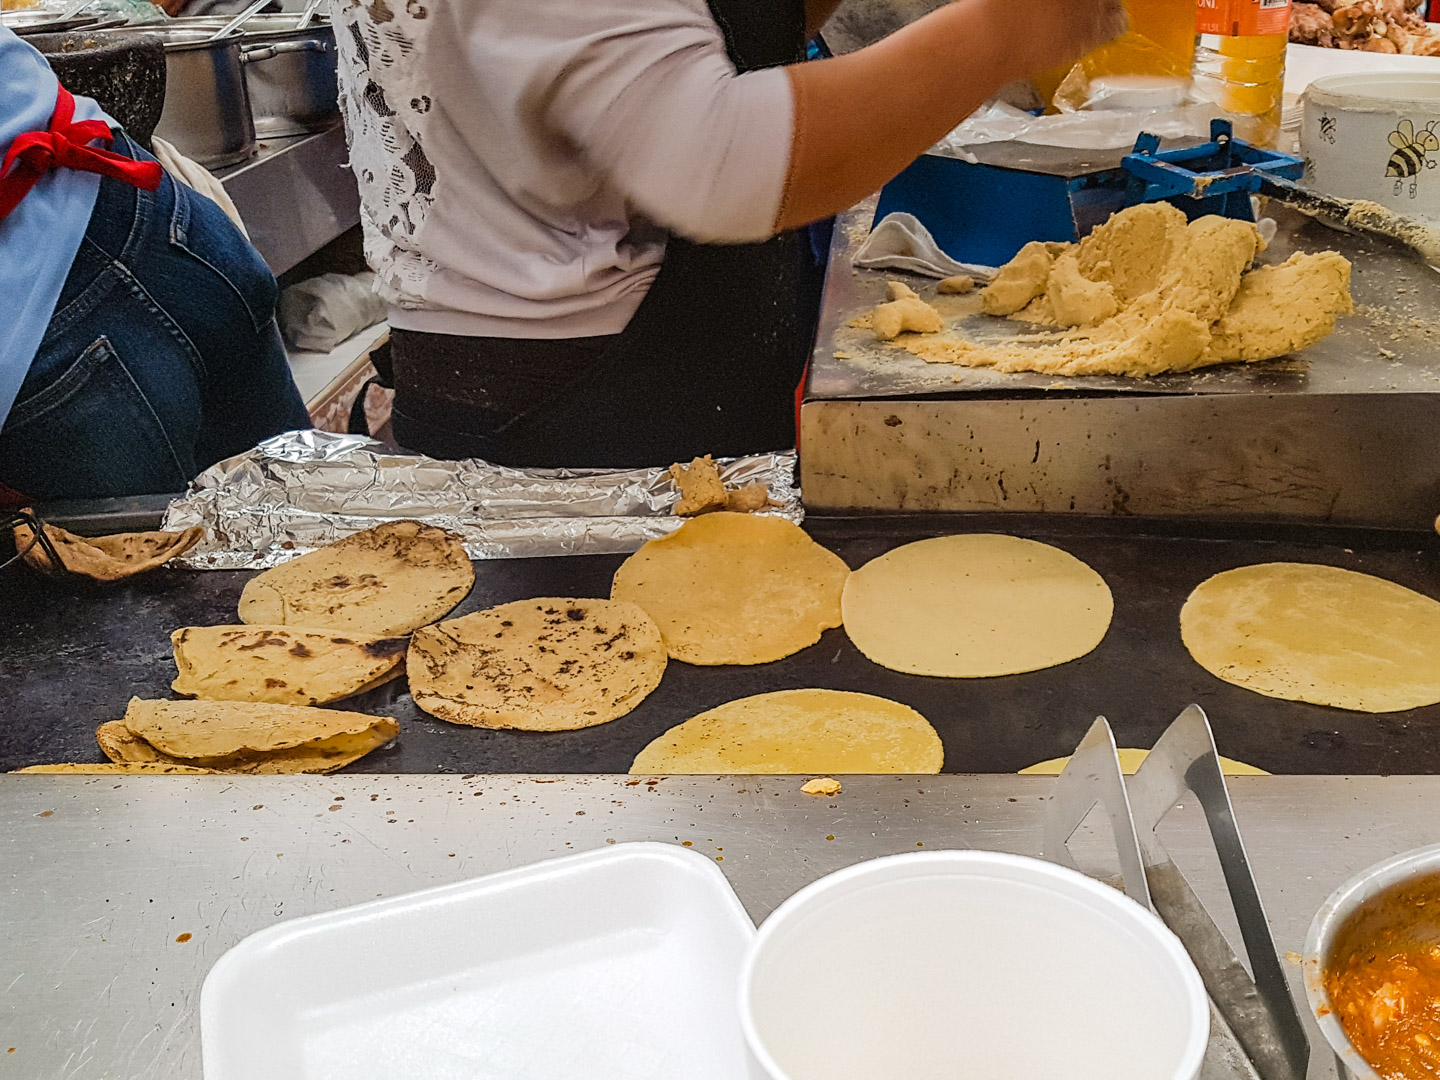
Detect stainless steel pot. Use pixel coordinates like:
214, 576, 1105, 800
148, 28, 256, 169
1303, 844, 1440, 1080
242, 25, 337, 137
172, 14, 338, 138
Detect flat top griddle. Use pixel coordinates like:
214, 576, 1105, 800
3, 514, 1436, 776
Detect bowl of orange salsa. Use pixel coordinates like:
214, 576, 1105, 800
1306, 845, 1440, 1080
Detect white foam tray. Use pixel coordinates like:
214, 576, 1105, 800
201, 843, 756, 1080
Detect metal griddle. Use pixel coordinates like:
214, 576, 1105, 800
2, 513, 1436, 775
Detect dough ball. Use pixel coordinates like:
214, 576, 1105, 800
670, 455, 729, 516
842, 534, 1113, 677
872, 296, 945, 340
630, 689, 942, 774
1181, 563, 1440, 713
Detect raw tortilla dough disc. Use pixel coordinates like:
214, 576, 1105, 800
611, 512, 849, 666
408, 598, 667, 731
238, 520, 474, 636
841, 534, 1113, 677
1181, 563, 1440, 713
630, 689, 942, 775
1019, 748, 1268, 776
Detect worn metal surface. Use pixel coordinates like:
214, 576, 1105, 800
800, 203, 1440, 526
2, 514, 1437, 777
799, 393, 1440, 525
3, 773, 1439, 1079
216, 123, 359, 275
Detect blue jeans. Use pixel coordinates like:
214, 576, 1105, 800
0, 134, 310, 500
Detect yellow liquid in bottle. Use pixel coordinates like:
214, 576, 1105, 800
1129, 0, 1202, 70
1041, 0, 1197, 110
1194, 31, 1286, 146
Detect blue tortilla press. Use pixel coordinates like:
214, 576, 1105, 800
1122, 118, 1305, 221
872, 119, 1306, 266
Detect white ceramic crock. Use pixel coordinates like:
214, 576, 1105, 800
1302, 72, 1440, 225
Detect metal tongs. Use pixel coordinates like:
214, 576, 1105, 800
1045, 706, 1311, 1080
294, 0, 324, 30
209, 0, 268, 41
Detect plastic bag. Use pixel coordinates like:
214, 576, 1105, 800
930, 99, 1227, 156
278, 272, 387, 353
91, 0, 170, 23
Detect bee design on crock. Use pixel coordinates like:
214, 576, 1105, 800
1318, 114, 1337, 145
1386, 119, 1440, 198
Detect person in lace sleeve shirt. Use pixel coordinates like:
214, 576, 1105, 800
334, 0, 1125, 468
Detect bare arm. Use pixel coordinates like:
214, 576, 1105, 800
778, 0, 1125, 231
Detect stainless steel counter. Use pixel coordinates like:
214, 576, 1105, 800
216, 124, 359, 277
800, 199, 1440, 527
4, 773, 1438, 1079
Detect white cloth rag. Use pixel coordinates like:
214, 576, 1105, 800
853, 212, 995, 279
150, 135, 249, 238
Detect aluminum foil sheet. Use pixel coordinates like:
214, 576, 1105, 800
161, 431, 802, 570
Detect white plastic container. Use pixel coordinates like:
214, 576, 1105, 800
201, 842, 756, 1080
740, 850, 1209, 1080
1302, 73, 1440, 225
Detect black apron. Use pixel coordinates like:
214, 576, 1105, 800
387, 0, 829, 470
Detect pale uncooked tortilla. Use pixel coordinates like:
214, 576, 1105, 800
1019, 748, 1268, 776
612, 512, 849, 666
407, 598, 667, 731
630, 689, 943, 774
238, 520, 474, 636
842, 534, 1113, 678
1181, 563, 1440, 713
913, 203, 1352, 378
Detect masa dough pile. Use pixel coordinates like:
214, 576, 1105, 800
900, 202, 1353, 378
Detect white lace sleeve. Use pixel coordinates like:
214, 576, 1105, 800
331, 0, 439, 310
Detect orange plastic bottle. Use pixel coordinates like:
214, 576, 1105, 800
1192, 0, 1291, 147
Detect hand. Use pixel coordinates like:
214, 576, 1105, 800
989, 0, 1130, 77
